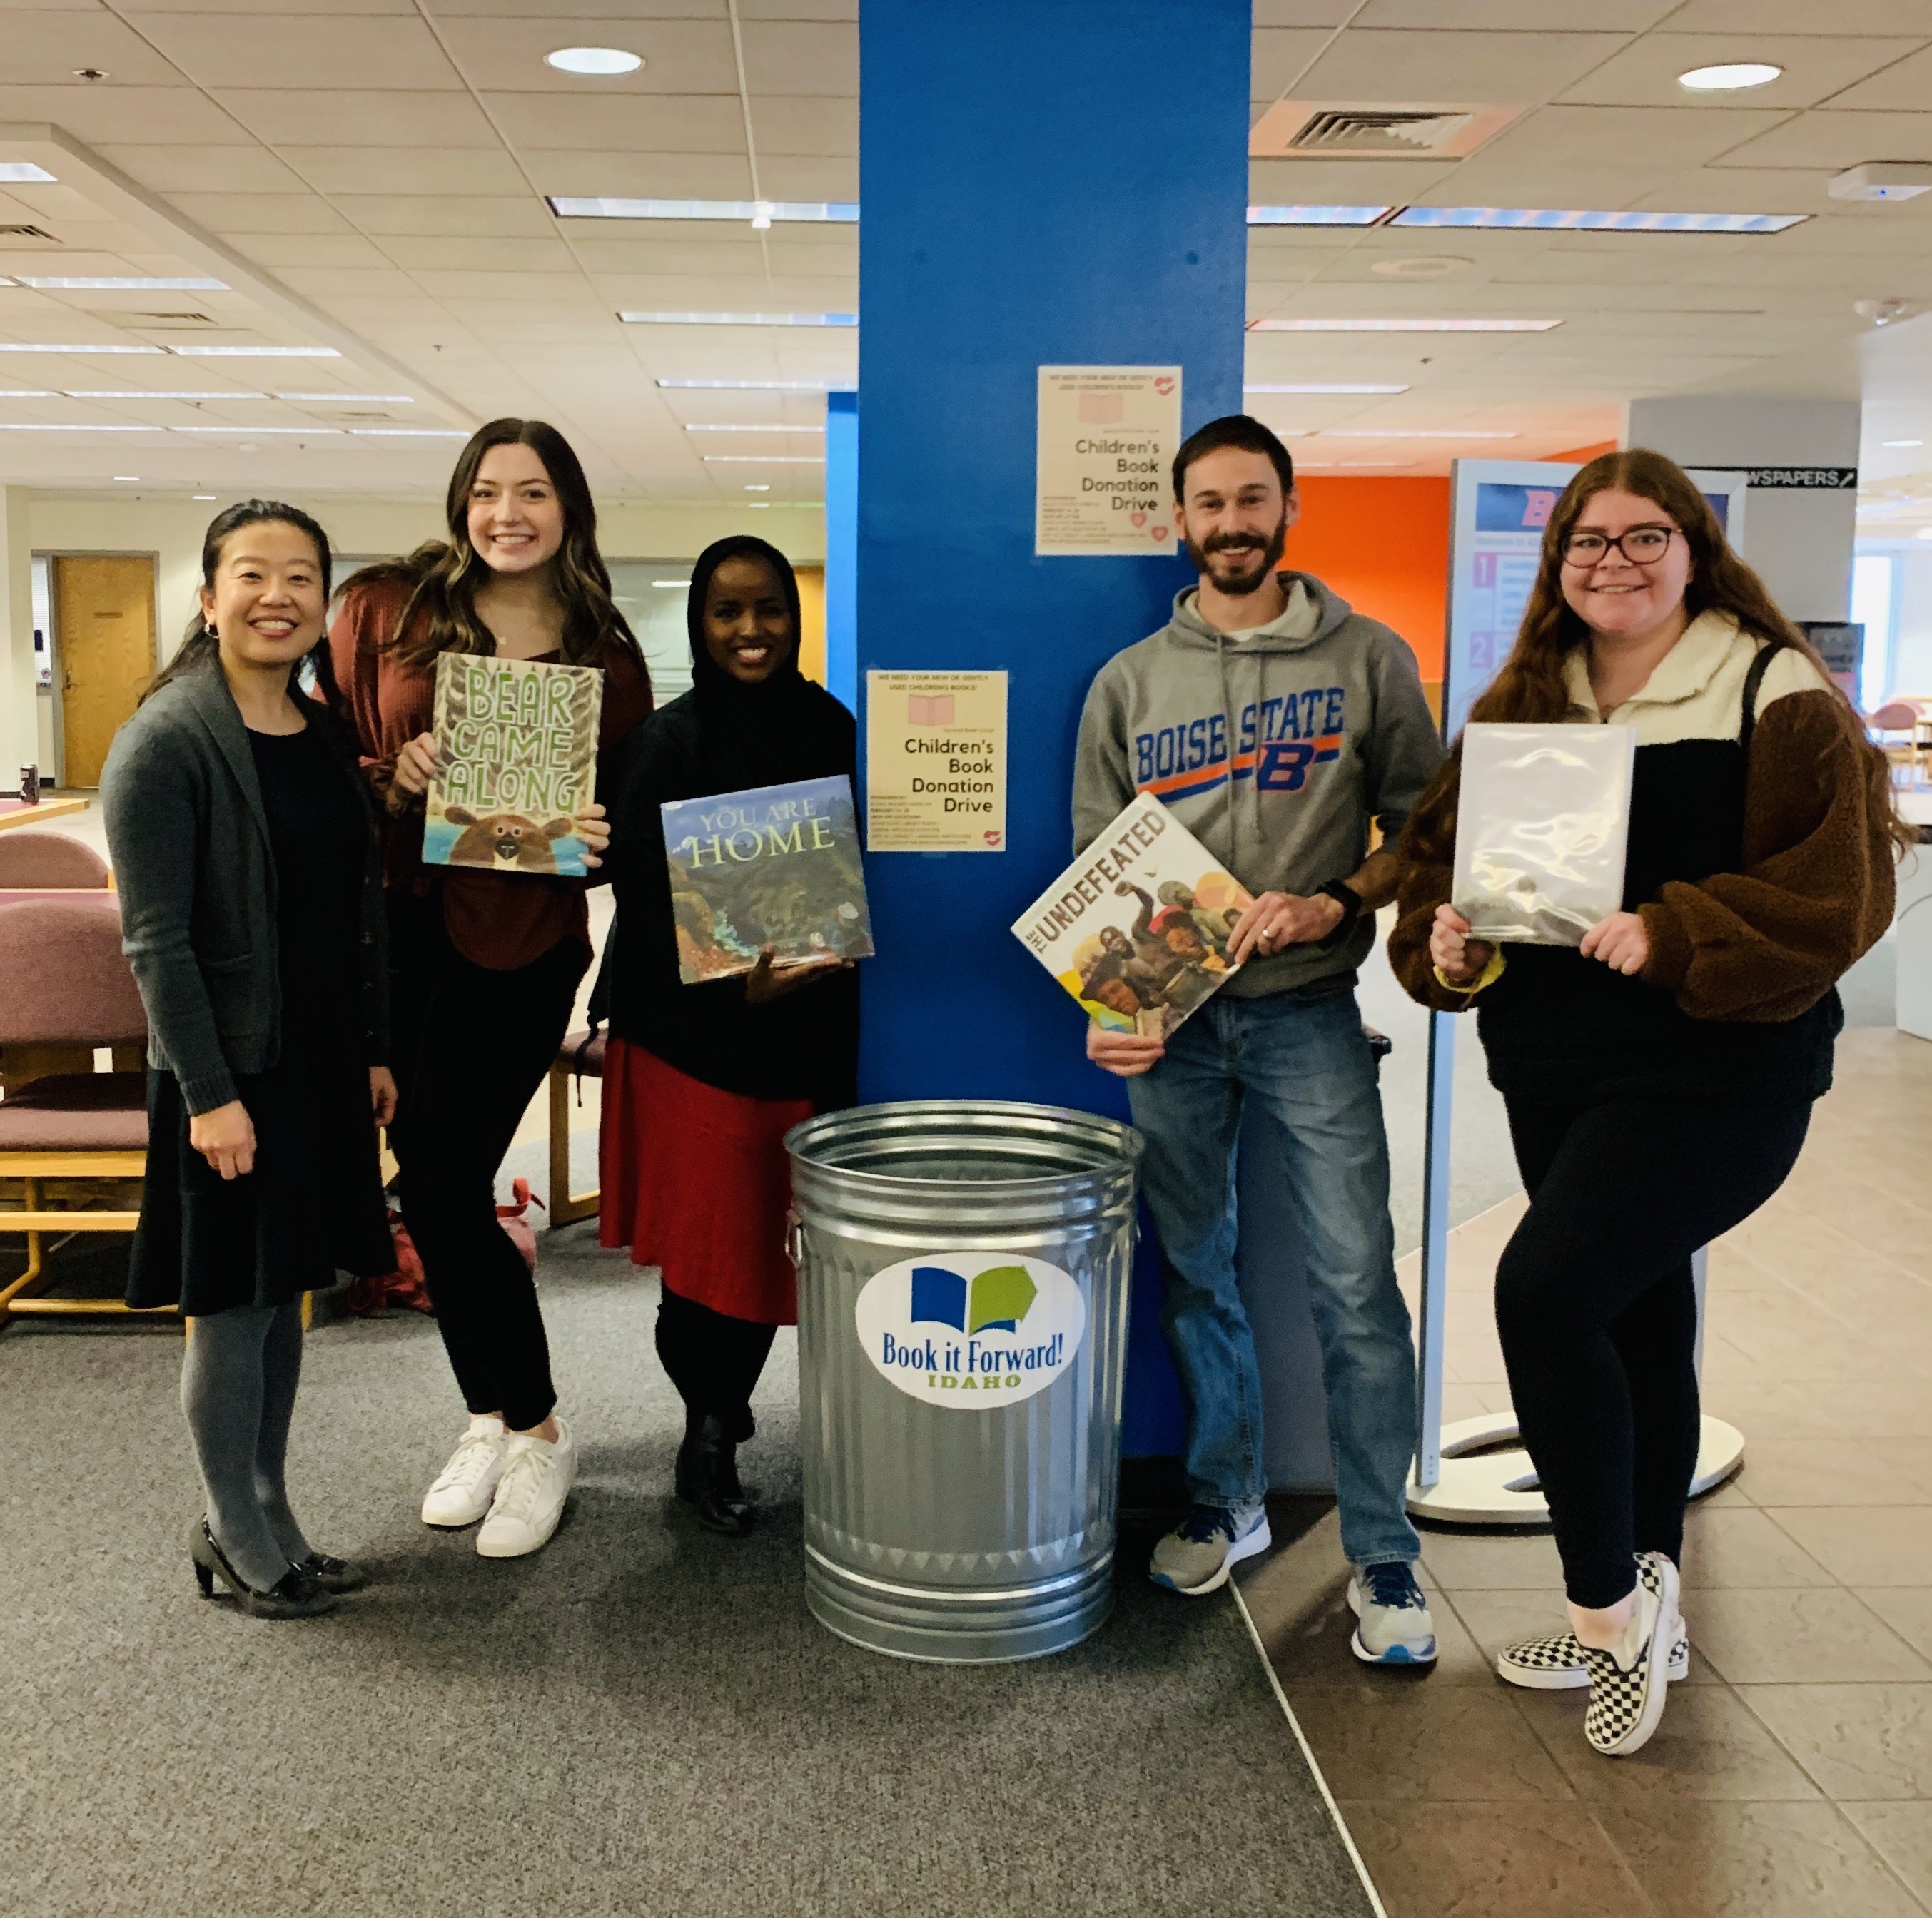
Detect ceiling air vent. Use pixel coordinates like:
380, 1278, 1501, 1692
1250, 101, 1524, 161
0, 223, 60, 248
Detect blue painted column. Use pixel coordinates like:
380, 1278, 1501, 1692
857, 0, 1250, 1456
823, 390, 857, 713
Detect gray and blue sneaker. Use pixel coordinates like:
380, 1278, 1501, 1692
1347, 1561, 1438, 1665
1149, 1501, 1272, 1596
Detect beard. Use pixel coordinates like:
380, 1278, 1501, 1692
1185, 512, 1288, 599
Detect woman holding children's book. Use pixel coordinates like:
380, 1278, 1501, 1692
1390, 448, 1903, 1759
602, 536, 859, 1536
330, 419, 652, 1560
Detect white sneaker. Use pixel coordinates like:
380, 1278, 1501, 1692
420, 1414, 508, 1528
476, 1417, 576, 1559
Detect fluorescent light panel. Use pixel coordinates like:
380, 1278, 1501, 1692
1249, 318, 1562, 333
552, 197, 856, 223
1248, 206, 1390, 227
0, 163, 56, 183
1391, 206, 1806, 234
0, 422, 149, 430
0, 342, 163, 354
1245, 382, 1410, 395
13, 275, 228, 290
619, 311, 855, 327
0, 389, 54, 397
65, 390, 270, 400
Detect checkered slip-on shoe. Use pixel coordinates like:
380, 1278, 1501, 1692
1497, 1626, 1689, 1692
1582, 1551, 1681, 1757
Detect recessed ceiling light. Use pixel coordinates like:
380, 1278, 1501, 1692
1244, 382, 1410, 395
1390, 207, 1804, 234
192, 493, 216, 499
619, 311, 856, 328
0, 342, 163, 354
702, 455, 824, 464
744, 484, 771, 492
1248, 318, 1562, 333
651, 579, 689, 589
1918, 527, 1932, 540
658, 379, 836, 391
545, 46, 642, 76
174, 345, 340, 357
113, 475, 138, 482
0, 163, 56, 183
1371, 256, 1472, 279
1884, 439, 1925, 448
552, 198, 854, 224
1679, 62, 1782, 91
16, 276, 228, 291
747, 502, 771, 509
1247, 206, 1390, 228
684, 422, 825, 432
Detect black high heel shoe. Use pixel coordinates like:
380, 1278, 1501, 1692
189, 1521, 339, 1618
300, 1552, 369, 1595
674, 1411, 755, 1537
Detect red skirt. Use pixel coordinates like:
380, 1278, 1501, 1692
598, 1037, 812, 1325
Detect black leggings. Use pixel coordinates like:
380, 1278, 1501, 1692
656, 1286, 778, 1443
389, 898, 586, 1433
1497, 1096, 1811, 1609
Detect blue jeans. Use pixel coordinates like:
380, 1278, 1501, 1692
1126, 985, 1421, 1567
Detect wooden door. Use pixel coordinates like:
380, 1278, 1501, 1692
55, 555, 156, 787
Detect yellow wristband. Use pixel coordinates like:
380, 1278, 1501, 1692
1433, 946, 1506, 997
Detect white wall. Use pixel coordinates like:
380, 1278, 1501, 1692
4, 491, 824, 778
1891, 547, 1932, 699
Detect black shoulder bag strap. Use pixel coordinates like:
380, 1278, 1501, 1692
1739, 642, 1781, 756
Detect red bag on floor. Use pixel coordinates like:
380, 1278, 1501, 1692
344, 1182, 544, 1315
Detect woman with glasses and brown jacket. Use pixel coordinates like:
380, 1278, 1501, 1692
1388, 448, 1904, 1760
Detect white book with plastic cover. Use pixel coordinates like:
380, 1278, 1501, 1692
1011, 793, 1255, 1039
1452, 722, 1637, 945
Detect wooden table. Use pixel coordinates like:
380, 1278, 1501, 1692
0, 796, 90, 830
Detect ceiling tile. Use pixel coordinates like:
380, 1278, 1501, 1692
1248, 156, 1458, 201
380, 234, 575, 272
273, 265, 423, 298
734, 0, 852, 16
1663, 0, 1932, 28
1719, 111, 1932, 171
1250, 29, 1337, 100
737, 21, 854, 97
139, 14, 464, 88
335, 193, 557, 237
216, 89, 497, 146
0, 11, 191, 83
121, 0, 418, 12
484, 90, 743, 152
0, 82, 238, 143
91, 144, 311, 193
1252, 2, 1358, 21
755, 157, 856, 199
1360, 0, 1676, 21
1824, 46, 1932, 111
527, 152, 754, 197
1562, 34, 1927, 109
1440, 103, 1792, 196
424, 0, 726, 15
749, 96, 855, 158
433, 17, 738, 92
163, 191, 356, 233
276, 148, 527, 196
1292, 29, 1634, 101
229, 233, 396, 268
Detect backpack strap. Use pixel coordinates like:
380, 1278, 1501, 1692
1739, 642, 1780, 754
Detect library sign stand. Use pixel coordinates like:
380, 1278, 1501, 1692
1407, 459, 1751, 1524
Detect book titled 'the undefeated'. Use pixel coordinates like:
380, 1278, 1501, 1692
1010, 793, 1254, 1038
423, 653, 604, 878
660, 776, 874, 983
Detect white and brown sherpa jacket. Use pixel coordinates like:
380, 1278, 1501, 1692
1389, 612, 1899, 1105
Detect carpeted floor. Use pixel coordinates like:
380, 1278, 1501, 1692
0, 1226, 1376, 1918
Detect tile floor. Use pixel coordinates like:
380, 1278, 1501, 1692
1238, 1028, 1932, 1917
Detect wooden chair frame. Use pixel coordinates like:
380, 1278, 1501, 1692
547, 1059, 600, 1227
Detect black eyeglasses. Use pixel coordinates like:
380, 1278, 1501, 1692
1561, 526, 1679, 567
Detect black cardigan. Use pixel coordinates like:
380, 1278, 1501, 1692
101, 654, 388, 1115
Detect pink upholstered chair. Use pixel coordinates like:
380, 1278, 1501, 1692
0, 830, 110, 890
1868, 701, 1927, 786
0, 894, 155, 1328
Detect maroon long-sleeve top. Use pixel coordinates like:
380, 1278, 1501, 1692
328, 573, 654, 971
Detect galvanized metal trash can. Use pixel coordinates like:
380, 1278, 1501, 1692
784, 1100, 1141, 1663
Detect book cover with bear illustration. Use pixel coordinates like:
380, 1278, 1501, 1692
661, 775, 874, 983
423, 654, 604, 878
1010, 793, 1254, 1039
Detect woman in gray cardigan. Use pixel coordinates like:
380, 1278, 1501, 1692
103, 499, 395, 1620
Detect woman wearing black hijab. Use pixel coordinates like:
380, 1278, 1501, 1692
601, 537, 859, 1535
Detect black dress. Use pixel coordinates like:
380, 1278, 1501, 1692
127, 723, 395, 1316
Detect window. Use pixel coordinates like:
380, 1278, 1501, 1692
1852, 552, 1896, 712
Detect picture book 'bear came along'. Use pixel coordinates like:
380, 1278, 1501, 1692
423, 653, 604, 878
660, 776, 874, 983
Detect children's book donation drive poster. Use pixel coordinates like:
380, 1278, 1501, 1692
424, 654, 603, 878
865, 669, 1008, 852
1035, 365, 1182, 557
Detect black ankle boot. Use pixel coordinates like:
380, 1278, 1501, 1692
674, 1411, 754, 1537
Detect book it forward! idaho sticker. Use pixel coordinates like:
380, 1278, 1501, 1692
854, 1254, 1086, 1409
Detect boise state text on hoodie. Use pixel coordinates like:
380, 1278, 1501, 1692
1073, 573, 1446, 998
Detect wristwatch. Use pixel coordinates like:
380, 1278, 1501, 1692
1316, 879, 1362, 946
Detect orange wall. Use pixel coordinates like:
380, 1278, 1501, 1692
1286, 476, 1450, 680
795, 564, 826, 686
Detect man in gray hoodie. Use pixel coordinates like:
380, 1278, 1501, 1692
1074, 414, 1445, 1664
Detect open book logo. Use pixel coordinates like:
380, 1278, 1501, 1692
854, 1254, 1088, 1411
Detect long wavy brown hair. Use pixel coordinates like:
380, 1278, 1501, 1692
342, 418, 642, 671
1401, 447, 1911, 859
